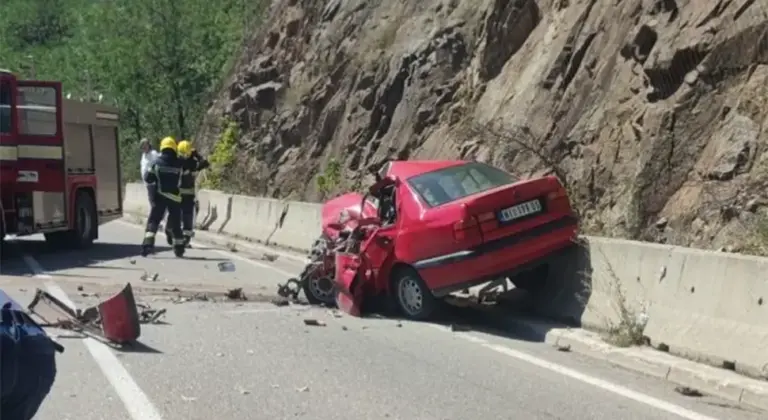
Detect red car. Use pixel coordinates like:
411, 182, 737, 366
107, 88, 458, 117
312, 160, 579, 320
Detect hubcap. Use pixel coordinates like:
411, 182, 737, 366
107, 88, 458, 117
398, 276, 423, 316
78, 205, 92, 240
309, 276, 335, 302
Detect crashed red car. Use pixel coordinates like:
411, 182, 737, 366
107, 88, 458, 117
301, 160, 579, 320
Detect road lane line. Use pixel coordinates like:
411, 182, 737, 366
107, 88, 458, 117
467, 335, 721, 420
115, 219, 298, 277
22, 253, 165, 420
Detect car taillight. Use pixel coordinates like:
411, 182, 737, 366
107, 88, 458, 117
546, 188, 567, 202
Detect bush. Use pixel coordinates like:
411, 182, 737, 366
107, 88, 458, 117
202, 118, 239, 190
316, 158, 342, 197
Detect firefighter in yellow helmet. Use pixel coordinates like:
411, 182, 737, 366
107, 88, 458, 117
164, 139, 209, 247
141, 136, 186, 257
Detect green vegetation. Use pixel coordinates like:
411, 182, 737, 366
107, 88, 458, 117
0, 0, 267, 180
202, 119, 239, 190
316, 159, 343, 198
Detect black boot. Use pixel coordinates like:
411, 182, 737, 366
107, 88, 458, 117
141, 236, 156, 257
173, 244, 185, 257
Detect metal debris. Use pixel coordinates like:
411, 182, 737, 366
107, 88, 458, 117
674, 386, 703, 397
140, 272, 160, 282
303, 319, 326, 327
226, 288, 247, 301
136, 303, 167, 324
171, 293, 210, 304
271, 298, 290, 307
296, 386, 309, 392
218, 261, 236, 272
555, 344, 571, 352
276, 278, 302, 300
77, 285, 84, 291
261, 253, 278, 262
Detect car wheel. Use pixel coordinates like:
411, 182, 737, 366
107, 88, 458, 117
392, 267, 436, 320
303, 274, 336, 305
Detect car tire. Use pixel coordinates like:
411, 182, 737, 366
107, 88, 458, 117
392, 267, 437, 320
302, 234, 336, 306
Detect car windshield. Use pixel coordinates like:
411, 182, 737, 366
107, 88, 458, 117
407, 162, 518, 208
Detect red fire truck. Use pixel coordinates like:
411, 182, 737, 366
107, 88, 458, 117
1, 69, 123, 248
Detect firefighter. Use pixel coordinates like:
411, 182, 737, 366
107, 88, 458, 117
165, 140, 209, 247
142, 136, 186, 257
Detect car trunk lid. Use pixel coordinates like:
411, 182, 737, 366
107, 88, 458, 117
459, 176, 571, 243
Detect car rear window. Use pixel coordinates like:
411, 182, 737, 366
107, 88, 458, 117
407, 162, 518, 208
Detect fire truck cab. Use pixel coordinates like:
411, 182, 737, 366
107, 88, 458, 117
0, 69, 123, 248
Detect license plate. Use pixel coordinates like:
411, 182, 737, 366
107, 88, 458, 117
498, 200, 542, 223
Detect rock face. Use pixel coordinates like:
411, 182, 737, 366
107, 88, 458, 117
197, 0, 768, 251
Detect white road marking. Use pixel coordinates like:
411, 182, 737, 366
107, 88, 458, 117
116, 219, 298, 278
22, 254, 165, 420
443, 329, 720, 420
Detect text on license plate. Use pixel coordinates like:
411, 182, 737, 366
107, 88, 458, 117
498, 200, 542, 223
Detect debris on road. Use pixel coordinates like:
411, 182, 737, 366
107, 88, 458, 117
272, 298, 290, 307
181, 395, 197, 402
261, 252, 278, 262
27, 283, 158, 347
218, 261, 236, 272
226, 287, 247, 301
303, 318, 326, 327
136, 303, 167, 324
555, 344, 571, 352
77, 285, 84, 291
172, 293, 211, 304
129, 259, 137, 265
296, 386, 309, 392
674, 386, 703, 397
140, 272, 160, 282
329, 310, 343, 318
276, 278, 302, 300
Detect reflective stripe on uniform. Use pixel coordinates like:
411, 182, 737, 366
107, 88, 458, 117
144, 232, 156, 238
159, 191, 181, 203
180, 188, 195, 195
173, 238, 186, 245
156, 166, 181, 174
182, 230, 194, 236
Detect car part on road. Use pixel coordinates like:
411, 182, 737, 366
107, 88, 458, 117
26, 283, 162, 346
218, 261, 236, 272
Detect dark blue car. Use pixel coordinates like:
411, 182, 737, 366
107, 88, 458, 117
1, 289, 60, 420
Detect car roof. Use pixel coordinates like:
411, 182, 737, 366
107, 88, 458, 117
387, 160, 468, 179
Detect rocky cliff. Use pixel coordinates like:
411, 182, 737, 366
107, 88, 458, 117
197, 0, 768, 252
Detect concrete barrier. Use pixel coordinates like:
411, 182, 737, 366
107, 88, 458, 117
196, 190, 233, 233
122, 182, 768, 378
541, 237, 768, 379
122, 183, 151, 218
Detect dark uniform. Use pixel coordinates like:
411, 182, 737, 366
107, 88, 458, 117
1, 289, 61, 420
166, 149, 209, 247
142, 144, 186, 257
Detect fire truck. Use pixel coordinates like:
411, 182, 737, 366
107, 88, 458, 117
0, 69, 123, 248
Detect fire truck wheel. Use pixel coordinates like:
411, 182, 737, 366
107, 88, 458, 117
392, 267, 437, 321
71, 191, 96, 248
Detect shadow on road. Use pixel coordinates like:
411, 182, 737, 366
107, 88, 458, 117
1, 239, 170, 272
115, 340, 164, 354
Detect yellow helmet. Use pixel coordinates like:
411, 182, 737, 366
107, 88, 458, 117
177, 140, 192, 158
159, 137, 177, 152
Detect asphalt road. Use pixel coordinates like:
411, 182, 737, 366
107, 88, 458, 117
1, 220, 765, 420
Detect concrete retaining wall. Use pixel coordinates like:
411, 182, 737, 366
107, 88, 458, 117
122, 182, 768, 378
